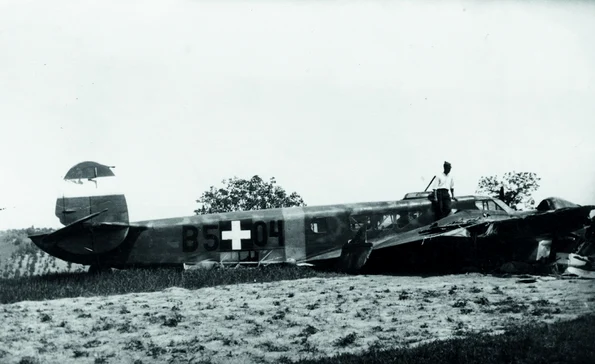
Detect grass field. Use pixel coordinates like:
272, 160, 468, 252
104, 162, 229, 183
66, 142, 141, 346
288, 313, 595, 364
1, 268, 594, 364
0, 265, 341, 304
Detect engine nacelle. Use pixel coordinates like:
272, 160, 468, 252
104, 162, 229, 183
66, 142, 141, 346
536, 197, 579, 211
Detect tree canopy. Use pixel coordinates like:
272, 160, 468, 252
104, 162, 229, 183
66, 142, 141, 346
194, 175, 306, 215
476, 171, 541, 210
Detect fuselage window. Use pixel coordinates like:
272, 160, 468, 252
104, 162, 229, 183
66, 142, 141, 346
378, 214, 398, 229
310, 218, 328, 233
476, 200, 504, 211
350, 213, 420, 231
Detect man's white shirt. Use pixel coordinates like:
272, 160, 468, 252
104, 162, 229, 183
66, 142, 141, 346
433, 172, 454, 192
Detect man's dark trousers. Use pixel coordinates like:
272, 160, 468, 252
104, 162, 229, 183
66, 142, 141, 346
435, 189, 452, 219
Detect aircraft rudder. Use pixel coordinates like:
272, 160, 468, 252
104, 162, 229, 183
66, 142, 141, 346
55, 161, 129, 225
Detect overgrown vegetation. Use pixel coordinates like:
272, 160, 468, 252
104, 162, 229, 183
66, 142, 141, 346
285, 314, 595, 364
0, 265, 341, 304
195, 175, 306, 214
476, 171, 541, 210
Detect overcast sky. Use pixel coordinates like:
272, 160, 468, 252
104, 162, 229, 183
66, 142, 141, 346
1, 0, 595, 229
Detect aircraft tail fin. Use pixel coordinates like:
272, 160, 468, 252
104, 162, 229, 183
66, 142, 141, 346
27, 161, 137, 263
55, 161, 129, 226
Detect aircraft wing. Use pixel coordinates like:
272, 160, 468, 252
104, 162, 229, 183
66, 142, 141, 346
470, 205, 595, 241
370, 215, 492, 250
370, 205, 595, 251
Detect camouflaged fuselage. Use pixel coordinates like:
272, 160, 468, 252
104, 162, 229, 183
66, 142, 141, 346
29, 162, 595, 273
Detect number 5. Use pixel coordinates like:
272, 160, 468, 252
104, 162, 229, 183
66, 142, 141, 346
202, 224, 219, 251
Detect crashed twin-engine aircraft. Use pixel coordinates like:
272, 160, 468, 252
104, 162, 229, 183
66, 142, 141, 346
29, 161, 595, 275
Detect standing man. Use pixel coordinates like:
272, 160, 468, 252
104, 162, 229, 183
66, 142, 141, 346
432, 161, 456, 219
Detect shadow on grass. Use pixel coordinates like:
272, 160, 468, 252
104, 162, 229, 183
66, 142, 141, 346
284, 313, 595, 364
0, 265, 344, 304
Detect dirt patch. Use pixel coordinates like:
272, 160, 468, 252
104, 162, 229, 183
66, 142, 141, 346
0, 274, 594, 363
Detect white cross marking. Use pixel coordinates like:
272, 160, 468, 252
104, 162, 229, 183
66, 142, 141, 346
221, 220, 251, 250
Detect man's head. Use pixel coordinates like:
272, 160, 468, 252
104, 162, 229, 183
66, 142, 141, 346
443, 161, 452, 174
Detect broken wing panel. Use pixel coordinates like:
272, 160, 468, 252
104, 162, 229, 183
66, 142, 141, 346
390, 205, 591, 245
472, 206, 595, 240
371, 219, 489, 250
369, 209, 507, 249
369, 205, 594, 254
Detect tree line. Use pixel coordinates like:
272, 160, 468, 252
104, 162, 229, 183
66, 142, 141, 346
194, 171, 541, 214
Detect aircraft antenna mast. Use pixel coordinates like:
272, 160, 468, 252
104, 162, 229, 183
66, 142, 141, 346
424, 176, 436, 192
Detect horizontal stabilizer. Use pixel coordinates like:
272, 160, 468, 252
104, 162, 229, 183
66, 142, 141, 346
46, 209, 108, 241
94, 221, 144, 230
33, 209, 135, 256
28, 233, 49, 245
28, 209, 108, 244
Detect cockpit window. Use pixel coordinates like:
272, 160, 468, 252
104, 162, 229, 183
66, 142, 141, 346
475, 200, 503, 211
